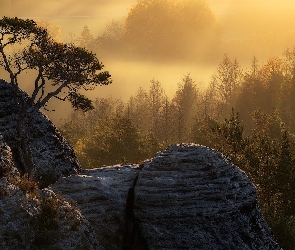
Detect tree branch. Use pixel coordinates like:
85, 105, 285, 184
31, 67, 46, 102
35, 80, 70, 109
0, 47, 15, 85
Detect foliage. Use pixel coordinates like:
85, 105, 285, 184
211, 55, 243, 110
0, 16, 111, 111
60, 98, 163, 168
75, 115, 162, 168
0, 161, 10, 178
33, 196, 60, 247
59, 50, 295, 248
123, 0, 220, 61
14, 174, 39, 198
77, 25, 94, 49
195, 109, 295, 249
172, 74, 199, 142
68, 92, 94, 112
95, 20, 124, 56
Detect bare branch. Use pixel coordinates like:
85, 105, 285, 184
35, 80, 70, 109
0, 17, 111, 112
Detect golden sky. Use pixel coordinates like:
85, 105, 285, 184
3, 0, 295, 41
3, 0, 295, 123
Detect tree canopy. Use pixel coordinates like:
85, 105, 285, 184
0, 17, 111, 111
124, 0, 220, 61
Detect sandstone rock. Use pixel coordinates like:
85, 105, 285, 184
0, 135, 102, 250
0, 80, 80, 188
0, 134, 19, 180
50, 165, 140, 250
51, 144, 281, 250
0, 83, 281, 250
133, 144, 281, 249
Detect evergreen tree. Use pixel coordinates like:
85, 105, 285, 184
0, 17, 111, 111
172, 74, 199, 142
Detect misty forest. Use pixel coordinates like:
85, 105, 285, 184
1, 0, 295, 249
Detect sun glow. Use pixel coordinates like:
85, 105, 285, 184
2, 0, 295, 123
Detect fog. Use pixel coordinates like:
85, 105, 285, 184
1, 0, 295, 123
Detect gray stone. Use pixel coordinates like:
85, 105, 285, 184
133, 144, 280, 250
0, 80, 80, 188
50, 165, 140, 250
0, 135, 102, 250
0, 78, 281, 249
50, 144, 281, 250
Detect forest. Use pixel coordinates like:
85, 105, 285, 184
1, 0, 295, 248
59, 52, 295, 249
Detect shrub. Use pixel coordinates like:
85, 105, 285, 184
33, 196, 59, 248
0, 162, 10, 178
11, 174, 39, 198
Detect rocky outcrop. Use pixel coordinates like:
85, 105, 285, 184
0, 135, 102, 250
133, 144, 280, 249
0, 79, 280, 249
51, 165, 140, 249
0, 80, 80, 188
50, 144, 281, 250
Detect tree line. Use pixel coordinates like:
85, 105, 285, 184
60, 51, 295, 249
71, 0, 221, 63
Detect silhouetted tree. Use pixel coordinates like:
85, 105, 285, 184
124, 0, 220, 61
172, 74, 199, 142
95, 20, 124, 56
0, 17, 111, 111
211, 55, 243, 109
127, 87, 151, 133
149, 79, 166, 139
78, 25, 94, 49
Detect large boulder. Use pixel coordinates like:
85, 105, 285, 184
51, 165, 140, 250
0, 80, 80, 188
51, 144, 281, 250
133, 144, 280, 249
0, 79, 281, 248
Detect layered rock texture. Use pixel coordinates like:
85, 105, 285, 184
0, 135, 102, 250
50, 144, 281, 250
0, 80, 80, 187
51, 165, 140, 249
133, 145, 280, 249
0, 80, 281, 249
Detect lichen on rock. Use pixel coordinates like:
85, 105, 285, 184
0, 136, 102, 250
133, 144, 281, 249
0, 79, 81, 188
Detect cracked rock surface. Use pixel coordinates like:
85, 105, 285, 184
0, 80, 80, 188
0, 135, 102, 250
0, 79, 281, 249
50, 165, 140, 250
51, 144, 281, 250
134, 144, 280, 250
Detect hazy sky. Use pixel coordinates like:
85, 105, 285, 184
8, 0, 295, 17
2, 0, 295, 123
4, 0, 295, 41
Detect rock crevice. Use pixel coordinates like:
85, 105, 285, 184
50, 144, 281, 250
122, 173, 149, 250
0, 81, 281, 249
132, 144, 280, 249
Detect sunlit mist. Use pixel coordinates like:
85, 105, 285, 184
1, 0, 295, 123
